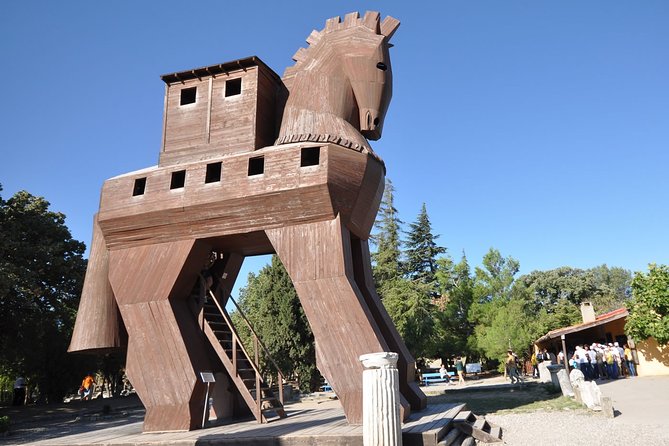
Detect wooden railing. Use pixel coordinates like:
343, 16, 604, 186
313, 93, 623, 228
206, 290, 285, 419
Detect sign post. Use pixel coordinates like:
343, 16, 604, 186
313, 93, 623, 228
200, 372, 216, 428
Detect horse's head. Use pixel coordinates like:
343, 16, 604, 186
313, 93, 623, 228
340, 30, 394, 140
336, 14, 399, 141
278, 12, 400, 150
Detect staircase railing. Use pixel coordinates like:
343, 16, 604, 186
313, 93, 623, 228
206, 289, 285, 418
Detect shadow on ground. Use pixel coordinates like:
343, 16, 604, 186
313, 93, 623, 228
427, 382, 579, 415
0, 394, 144, 445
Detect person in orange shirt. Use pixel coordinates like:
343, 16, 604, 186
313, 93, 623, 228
81, 374, 95, 401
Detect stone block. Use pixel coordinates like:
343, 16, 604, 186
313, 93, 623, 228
601, 396, 615, 418
569, 368, 602, 410
538, 362, 552, 383
556, 369, 574, 397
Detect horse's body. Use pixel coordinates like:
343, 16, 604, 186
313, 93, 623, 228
69, 11, 426, 432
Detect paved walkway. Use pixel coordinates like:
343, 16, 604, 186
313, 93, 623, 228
595, 374, 669, 425
2, 375, 667, 445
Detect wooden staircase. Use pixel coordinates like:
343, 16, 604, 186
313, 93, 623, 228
401, 403, 503, 446
200, 288, 287, 423
438, 409, 502, 445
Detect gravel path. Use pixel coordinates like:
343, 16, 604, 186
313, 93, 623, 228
486, 409, 669, 446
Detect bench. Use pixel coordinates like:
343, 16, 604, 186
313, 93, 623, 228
422, 371, 454, 386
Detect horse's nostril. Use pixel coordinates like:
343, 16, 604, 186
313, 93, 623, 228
373, 117, 380, 126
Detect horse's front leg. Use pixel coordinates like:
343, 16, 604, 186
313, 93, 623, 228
267, 216, 410, 424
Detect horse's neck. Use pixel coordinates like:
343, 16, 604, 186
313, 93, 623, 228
277, 70, 372, 153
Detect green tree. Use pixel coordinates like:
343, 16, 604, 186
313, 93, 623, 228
434, 253, 475, 358
626, 264, 669, 344
473, 248, 520, 303
371, 179, 403, 289
473, 296, 546, 363
404, 203, 446, 293
0, 187, 89, 402
380, 278, 437, 360
517, 267, 601, 308
589, 264, 632, 313
468, 249, 520, 359
233, 255, 318, 392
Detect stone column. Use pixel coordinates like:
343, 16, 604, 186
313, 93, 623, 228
359, 352, 402, 446
546, 364, 564, 390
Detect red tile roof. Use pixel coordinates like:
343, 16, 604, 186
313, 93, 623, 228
536, 307, 629, 343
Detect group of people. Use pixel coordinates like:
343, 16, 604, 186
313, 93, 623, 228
528, 342, 637, 381
530, 348, 554, 378
568, 342, 636, 380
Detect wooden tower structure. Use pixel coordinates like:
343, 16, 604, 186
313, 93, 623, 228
69, 11, 427, 432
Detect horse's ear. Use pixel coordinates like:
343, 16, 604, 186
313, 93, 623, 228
380, 16, 400, 40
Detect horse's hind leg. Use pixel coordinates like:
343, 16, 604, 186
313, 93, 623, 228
267, 216, 410, 424
349, 237, 427, 411
108, 239, 214, 432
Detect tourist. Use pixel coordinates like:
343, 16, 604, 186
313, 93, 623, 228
611, 344, 621, 378
615, 342, 628, 377
582, 345, 593, 380
13, 376, 26, 406
542, 348, 553, 364
557, 349, 565, 366
589, 344, 599, 379
605, 345, 617, 379
595, 345, 606, 379
455, 357, 466, 385
506, 350, 522, 384
624, 344, 636, 377
531, 351, 539, 378
574, 345, 590, 379
80, 373, 95, 401
569, 351, 578, 370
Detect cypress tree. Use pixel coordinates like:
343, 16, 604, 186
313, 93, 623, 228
405, 203, 446, 292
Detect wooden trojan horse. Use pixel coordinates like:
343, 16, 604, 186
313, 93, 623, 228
69, 11, 426, 432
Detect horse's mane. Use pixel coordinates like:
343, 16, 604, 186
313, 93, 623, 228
282, 11, 399, 82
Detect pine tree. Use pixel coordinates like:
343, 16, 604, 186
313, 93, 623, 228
381, 278, 437, 360
233, 255, 319, 392
404, 203, 446, 292
371, 179, 403, 289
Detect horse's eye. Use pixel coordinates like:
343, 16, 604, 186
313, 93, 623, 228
376, 62, 387, 71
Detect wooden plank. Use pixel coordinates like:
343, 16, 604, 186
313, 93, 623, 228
453, 410, 472, 423
473, 416, 487, 431
489, 425, 502, 441
456, 419, 502, 444
403, 403, 465, 446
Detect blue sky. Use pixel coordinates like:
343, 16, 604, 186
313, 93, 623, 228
2, 1, 667, 296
